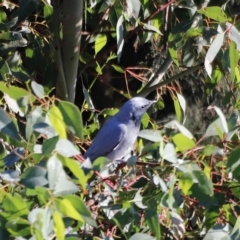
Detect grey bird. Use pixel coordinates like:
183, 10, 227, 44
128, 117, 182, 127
84, 97, 156, 163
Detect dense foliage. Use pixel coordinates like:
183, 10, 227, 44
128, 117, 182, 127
0, 0, 240, 239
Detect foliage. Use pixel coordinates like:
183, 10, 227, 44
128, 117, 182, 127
0, 0, 240, 239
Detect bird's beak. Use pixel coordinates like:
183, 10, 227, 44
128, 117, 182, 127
151, 100, 157, 105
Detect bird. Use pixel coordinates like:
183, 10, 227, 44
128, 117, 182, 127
84, 97, 156, 163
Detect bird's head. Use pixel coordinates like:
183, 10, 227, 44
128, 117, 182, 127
117, 97, 156, 124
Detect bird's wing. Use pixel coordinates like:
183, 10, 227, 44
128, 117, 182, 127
84, 117, 127, 161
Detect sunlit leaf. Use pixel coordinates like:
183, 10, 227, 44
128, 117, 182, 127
116, 15, 124, 62
198, 7, 227, 22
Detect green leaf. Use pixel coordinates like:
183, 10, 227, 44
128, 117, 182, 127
54, 198, 84, 223
192, 170, 213, 195
142, 22, 162, 35
169, 47, 179, 66
2, 193, 29, 220
179, 172, 194, 195
116, 15, 124, 62
173, 94, 181, 122
6, 218, 30, 237
227, 147, 240, 177
198, 7, 227, 22
0, 108, 21, 141
0, 81, 35, 100
145, 208, 161, 239
58, 100, 83, 140
48, 105, 66, 139
141, 112, 150, 128
112, 64, 125, 73
42, 135, 59, 155
53, 211, 65, 240
229, 41, 239, 81
35, 187, 51, 205
59, 155, 88, 190
95, 34, 107, 55
203, 145, 217, 156
63, 195, 97, 227
172, 133, 195, 151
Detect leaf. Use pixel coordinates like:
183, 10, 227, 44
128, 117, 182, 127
172, 133, 195, 151
4, 94, 25, 117
35, 187, 51, 205
141, 112, 150, 128
131, 189, 147, 209
129, 233, 156, 240
55, 139, 80, 157
126, 0, 141, 18
145, 209, 161, 239
198, 7, 227, 22
229, 41, 239, 81
226, 22, 240, 51
205, 32, 225, 78
47, 156, 79, 196
162, 143, 177, 163
58, 100, 83, 140
170, 212, 185, 239
4, 147, 24, 167
142, 23, 162, 35
63, 195, 97, 227
0, 108, 21, 140
138, 129, 162, 142
173, 94, 182, 122
177, 93, 186, 116
25, 106, 45, 140
169, 47, 179, 66
0, 82, 35, 100
20, 166, 48, 188
116, 15, 124, 62
48, 105, 66, 139
31, 81, 45, 98
3, 193, 29, 220
227, 147, 240, 176
0, 17, 18, 30
164, 120, 194, 139
205, 106, 228, 139
53, 211, 65, 240
205, 118, 223, 138
203, 223, 232, 240
112, 64, 125, 73
179, 172, 194, 195
33, 122, 56, 139
42, 136, 59, 155
192, 170, 213, 195
6, 218, 30, 237
27, 207, 52, 239
59, 155, 87, 190
95, 34, 107, 55
55, 198, 84, 223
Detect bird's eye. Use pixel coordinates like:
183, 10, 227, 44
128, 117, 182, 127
141, 104, 146, 109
